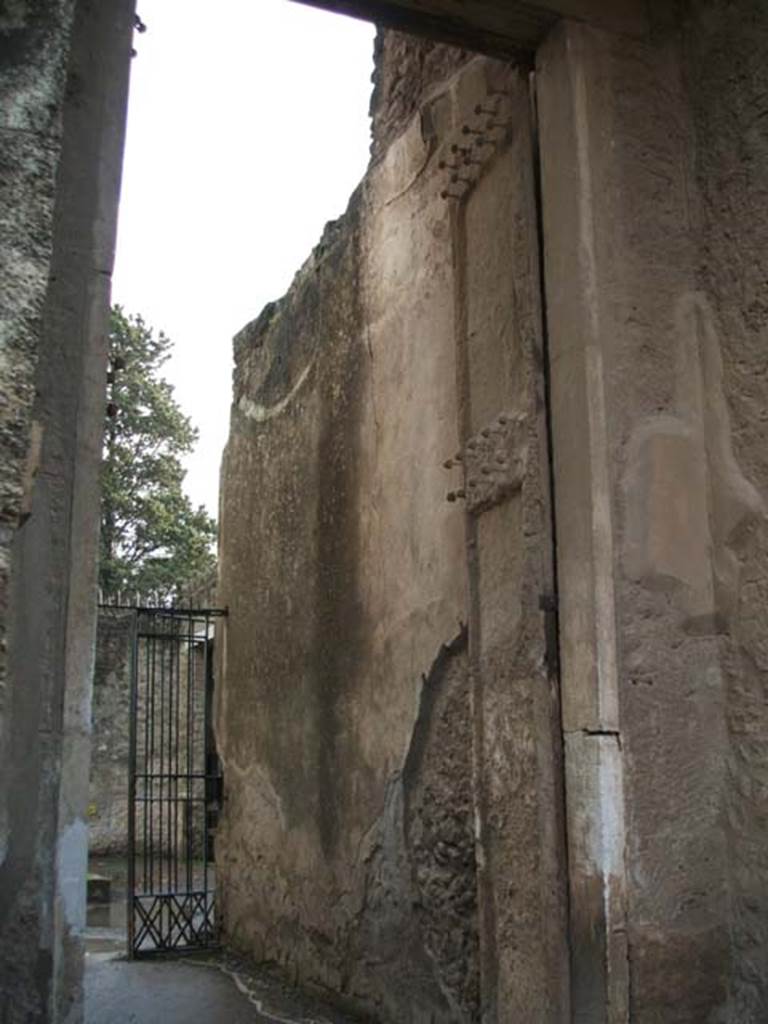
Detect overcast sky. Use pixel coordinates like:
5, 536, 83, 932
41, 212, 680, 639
112, 0, 375, 516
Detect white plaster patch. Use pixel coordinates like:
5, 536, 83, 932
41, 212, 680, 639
238, 357, 315, 423
225, 759, 286, 830
56, 817, 88, 933
379, 106, 432, 206
596, 735, 626, 884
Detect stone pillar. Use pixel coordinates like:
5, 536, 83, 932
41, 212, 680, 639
454, 63, 570, 1024
536, 23, 630, 1021
537, 17, 746, 1024
53, 4, 136, 1017
0, 1, 135, 1021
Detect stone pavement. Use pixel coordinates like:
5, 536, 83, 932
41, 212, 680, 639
84, 953, 364, 1024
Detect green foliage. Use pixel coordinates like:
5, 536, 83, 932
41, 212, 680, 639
100, 306, 216, 602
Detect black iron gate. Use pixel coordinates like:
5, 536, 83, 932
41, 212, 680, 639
127, 606, 226, 956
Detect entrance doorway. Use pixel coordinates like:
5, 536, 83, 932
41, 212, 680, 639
86, 605, 225, 959
127, 606, 225, 956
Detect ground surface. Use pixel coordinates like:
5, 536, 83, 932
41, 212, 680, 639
83, 857, 364, 1023
84, 954, 365, 1024
85, 957, 264, 1023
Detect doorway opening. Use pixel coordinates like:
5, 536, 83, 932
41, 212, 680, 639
86, 605, 225, 959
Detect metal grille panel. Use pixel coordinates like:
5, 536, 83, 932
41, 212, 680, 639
127, 607, 225, 956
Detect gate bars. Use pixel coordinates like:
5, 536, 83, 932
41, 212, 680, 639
126, 606, 226, 956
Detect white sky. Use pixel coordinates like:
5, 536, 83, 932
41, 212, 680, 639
112, 0, 375, 516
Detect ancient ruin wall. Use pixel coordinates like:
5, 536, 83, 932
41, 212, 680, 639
88, 611, 133, 855
685, 3, 768, 1019
0, 0, 74, 701
216, 174, 476, 1021
602, 10, 768, 1018
369, 28, 471, 162
0, 3, 135, 1021
537, 6, 768, 1020
217, 34, 569, 1019
0, 9, 78, 1016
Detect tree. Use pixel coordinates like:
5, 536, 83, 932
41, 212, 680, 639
99, 306, 216, 602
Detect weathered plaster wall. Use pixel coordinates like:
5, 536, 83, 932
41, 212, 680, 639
3, 2, 767, 1023
218, 178, 474, 1021
0, 1, 135, 1021
0, 8, 78, 1019
0, 0, 76, 858
685, 4, 768, 1019
218, 46, 566, 1023
369, 28, 470, 161
537, 7, 768, 1021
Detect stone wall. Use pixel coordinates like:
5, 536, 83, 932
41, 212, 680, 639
685, 4, 768, 1019
88, 611, 133, 855
0, 2, 135, 1022
0, 0, 75, 868
0, 7, 78, 1018
220, 9, 768, 1023
536, 5, 768, 1021
3, 2, 767, 1023
218, 43, 567, 1024
369, 28, 470, 162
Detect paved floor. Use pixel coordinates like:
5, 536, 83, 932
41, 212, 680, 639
85, 957, 265, 1023
84, 857, 360, 1024
84, 954, 362, 1024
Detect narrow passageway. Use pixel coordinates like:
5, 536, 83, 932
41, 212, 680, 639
85, 954, 363, 1024
84, 864, 360, 1024
85, 959, 263, 1024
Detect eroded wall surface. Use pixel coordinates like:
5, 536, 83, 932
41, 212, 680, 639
0, 1, 135, 1021
0, 8, 77, 1018
221, 7, 768, 1023
0, 0, 75, 849
218, 178, 475, 1024
537, 5, 768, 1021
218, 41, 566, 1023
685, 3, 768, 1019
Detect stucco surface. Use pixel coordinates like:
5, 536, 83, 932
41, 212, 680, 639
539, 9, 768, 1021
457, 64, 568, 1023
685, 3, 768, 1019
217, 159, 472, 1022
2, 3, 768, 1024
218, 47, 566, 1023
